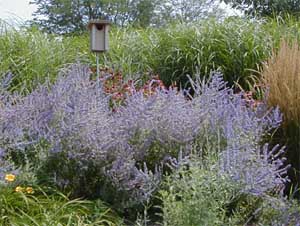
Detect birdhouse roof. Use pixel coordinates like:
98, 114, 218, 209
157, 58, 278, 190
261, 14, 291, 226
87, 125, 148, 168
88, 20, 111, 29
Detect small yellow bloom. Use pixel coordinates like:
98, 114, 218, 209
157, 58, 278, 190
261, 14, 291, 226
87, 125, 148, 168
15, 186, 23, 192
5, 174, 15, 182
26, 187, 34, 194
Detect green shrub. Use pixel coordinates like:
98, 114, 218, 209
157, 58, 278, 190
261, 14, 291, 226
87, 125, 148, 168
160, 163, 238, 226
159, 156, 300, 226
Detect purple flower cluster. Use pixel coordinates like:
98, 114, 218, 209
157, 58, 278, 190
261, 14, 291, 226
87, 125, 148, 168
0, 65, 288, 206
219, 144, 289, 196
185, 73, 287, 196
191, 73, 282, 148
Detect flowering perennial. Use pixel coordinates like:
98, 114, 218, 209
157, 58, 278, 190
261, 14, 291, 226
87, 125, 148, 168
0, 65, 288, 208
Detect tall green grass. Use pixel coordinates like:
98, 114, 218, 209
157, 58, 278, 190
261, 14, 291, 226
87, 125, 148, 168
99, 18, 274, 88
0, 186, 123, 225
3, 16, 300, 91
151, 18, 272, 88
104, 16, 300, 88
0, 23, 90, 92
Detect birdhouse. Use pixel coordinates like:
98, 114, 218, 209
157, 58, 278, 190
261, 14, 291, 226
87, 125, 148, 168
88, 20, 110, 52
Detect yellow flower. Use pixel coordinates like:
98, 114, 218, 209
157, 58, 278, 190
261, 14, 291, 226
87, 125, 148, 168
5, 174, 15, 182
15, 186, 23, 192
26, 187, 34, 194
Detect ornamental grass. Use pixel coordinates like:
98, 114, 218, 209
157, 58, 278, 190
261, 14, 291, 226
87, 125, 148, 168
261, 39, 300, 194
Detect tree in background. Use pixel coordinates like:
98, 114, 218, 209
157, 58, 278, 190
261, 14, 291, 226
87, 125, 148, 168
30, 0, 158, 33
99, 0, 159, 27
30, 0, 87, 33
131, 0, 157, 27
156, 0, 224, 25
30, 0, 223, 34
222, 0, 300, 17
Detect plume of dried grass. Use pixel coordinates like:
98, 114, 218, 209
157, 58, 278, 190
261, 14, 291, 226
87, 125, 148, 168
262, 39, 300, 194
262, 40, 300, 126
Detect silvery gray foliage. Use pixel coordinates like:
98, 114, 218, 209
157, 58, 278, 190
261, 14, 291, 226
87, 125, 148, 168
0, 72, 14, 90
0, 65, 287, 205
255, 195, 300, 226
271, 198, 300, 226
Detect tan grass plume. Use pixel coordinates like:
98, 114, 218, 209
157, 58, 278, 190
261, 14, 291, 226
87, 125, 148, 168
262, 39, 300, 125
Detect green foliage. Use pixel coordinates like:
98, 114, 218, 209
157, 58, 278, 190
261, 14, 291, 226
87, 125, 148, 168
152, 18, 272, 88
160, 165, 238, 225
3, 16, 300, 92
104, 17, 274, 89
154, 0, 224, 25
30, 0, 224, 33
222, 0, 300, 17
3, 14, 300, 225
104, 16, 300, 89
0, 25, 89, 92
30, 0, 163, 33
0, 185, 123, 225
30, 0, 89, 34
34, 151, 140, 214
159, 156, 300, 226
